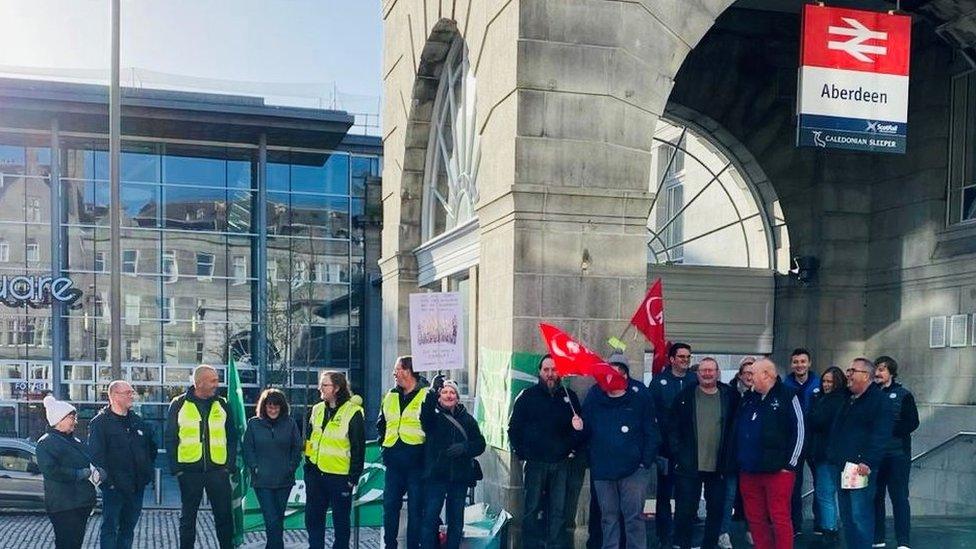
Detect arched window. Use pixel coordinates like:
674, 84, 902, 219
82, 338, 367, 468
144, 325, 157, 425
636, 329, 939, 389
422, 38, 480, 241
647, 117, 789, 273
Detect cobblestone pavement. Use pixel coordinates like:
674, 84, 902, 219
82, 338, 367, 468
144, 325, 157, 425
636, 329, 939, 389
0, 510, 381, 548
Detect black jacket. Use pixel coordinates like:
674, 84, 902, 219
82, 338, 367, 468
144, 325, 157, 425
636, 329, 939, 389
826, 384, 894, 470
376, 382, 429, 468
164, 387, 239, 475
806, 390, 846, 465
648, 368, 698, 457
879, 382, 919, 456
36, 428, 97, 514
508, 382, 582, 463
668, 383, 740, 476
243, 415, 303, 489
87, 406, 158, 493
732, 379, 805, 473
420, 401, 486, 484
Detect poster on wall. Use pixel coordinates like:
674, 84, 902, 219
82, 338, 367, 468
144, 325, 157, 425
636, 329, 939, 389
409, 292, 464, 372
796, 4, 911, 154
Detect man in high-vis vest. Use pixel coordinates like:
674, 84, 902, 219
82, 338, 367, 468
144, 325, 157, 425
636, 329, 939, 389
376, 356, 432, 549
305, 370, 366, 549
164, 364, 238, 549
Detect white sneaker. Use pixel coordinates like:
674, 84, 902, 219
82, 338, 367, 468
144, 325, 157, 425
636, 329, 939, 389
872, 544, 886, 548
718, 532, 733, 548
896, 546, 911, 549
745, 531, 754, 545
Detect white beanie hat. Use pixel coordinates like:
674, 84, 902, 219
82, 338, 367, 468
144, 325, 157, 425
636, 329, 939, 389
43, 395, 76, 427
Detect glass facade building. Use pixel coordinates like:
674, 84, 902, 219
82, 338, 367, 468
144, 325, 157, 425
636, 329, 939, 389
0, 79, 382, 440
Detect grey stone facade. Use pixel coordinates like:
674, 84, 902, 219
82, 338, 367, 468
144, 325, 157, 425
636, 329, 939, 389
381, 0, 976, 541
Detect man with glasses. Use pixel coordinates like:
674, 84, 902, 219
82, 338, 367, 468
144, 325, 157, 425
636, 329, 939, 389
648, 342, 696, 547
826, 358, 893, 549
89, 380, 158, 549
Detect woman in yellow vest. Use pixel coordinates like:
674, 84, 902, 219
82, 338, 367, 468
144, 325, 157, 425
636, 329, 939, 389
304, 371, 365, 549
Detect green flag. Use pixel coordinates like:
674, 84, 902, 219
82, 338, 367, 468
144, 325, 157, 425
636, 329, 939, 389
227, 356, 249, 546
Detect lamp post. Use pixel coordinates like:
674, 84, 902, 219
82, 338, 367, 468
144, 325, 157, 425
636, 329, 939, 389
109, 0, 122, 380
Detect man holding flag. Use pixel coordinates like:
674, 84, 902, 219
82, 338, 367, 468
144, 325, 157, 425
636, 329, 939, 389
164, 364, 239, 549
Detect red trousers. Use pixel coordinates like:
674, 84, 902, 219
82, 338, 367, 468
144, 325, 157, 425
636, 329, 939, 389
739, 471, 795, 549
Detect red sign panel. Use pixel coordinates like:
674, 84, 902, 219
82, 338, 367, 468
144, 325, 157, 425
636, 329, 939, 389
801, 4, 911, 76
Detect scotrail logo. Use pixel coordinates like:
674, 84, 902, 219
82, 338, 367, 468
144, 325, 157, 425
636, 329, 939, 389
865, 121, 899, 134
812, 131, 827, 147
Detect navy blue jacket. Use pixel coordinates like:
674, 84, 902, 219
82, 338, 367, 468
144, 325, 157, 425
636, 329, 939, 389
648, 368, 697, 457
826, 384, 894, 469
733, 379, 805, 473
87, 406, 158, 493
783, 371, 820, 413
582, 383, 660, 481
243, 415, 303, 489
879, 382, 919, 456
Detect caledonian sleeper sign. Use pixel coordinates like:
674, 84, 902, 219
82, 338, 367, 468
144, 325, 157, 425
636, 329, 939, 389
797, 4, 911, 154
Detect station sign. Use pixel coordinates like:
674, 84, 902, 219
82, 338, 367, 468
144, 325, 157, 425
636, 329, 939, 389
797, 4, 911, 154
0, 275, 83, 308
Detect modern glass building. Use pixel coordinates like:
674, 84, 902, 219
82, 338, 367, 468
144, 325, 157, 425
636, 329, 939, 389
0, 78, 382, 441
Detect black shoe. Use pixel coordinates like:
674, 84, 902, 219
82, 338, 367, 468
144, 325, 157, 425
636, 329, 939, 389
823, 530, 840, 545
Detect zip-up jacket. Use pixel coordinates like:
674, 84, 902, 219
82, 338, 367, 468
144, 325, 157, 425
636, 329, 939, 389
36, 428, 97, 514
783, 371, 820, 414
582, 384, 660, 481
668, 383, 740, 476
733, 378, 804, 473
88, 406, 158, 493
826, 384, 894, 470
879, 382, 919, 456
508, 382, 583, 463
164, 387, 239, 475
420, 401, 486, 484
243, 415, 303, 489
648, 368, 698, 457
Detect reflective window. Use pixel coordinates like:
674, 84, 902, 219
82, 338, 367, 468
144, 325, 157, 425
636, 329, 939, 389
196, 252, 215, 279
122, 249, 139, 274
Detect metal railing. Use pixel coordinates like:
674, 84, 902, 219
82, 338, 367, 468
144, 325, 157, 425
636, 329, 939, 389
802, 431, 976, 499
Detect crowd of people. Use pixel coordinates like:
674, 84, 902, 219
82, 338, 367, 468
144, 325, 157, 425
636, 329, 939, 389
507, 346, 919, 549
32, 347, 918, 549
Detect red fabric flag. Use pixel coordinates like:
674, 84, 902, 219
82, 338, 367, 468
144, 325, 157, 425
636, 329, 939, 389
538, 323, 628, 392
629, 278, 669, 375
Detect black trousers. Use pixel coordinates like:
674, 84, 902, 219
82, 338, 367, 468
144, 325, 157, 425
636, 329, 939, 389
874, 452, 911, 547
48, 505, 93, 549
305, 467, 353, 549
673, 471, 725, 549
177, 469, 234, 549
791, 457, 820, 532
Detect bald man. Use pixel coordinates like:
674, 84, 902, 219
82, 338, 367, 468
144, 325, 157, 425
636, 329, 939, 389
734, 359, 804, 549
165, 365, 239, 549
89, 380, 157, 549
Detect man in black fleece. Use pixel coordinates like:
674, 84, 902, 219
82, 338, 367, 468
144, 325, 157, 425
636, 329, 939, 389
508, 354, 583, 549
826, 358, 894, 549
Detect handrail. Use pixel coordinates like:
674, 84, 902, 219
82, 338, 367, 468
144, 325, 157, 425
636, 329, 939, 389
801, 431, 976, 499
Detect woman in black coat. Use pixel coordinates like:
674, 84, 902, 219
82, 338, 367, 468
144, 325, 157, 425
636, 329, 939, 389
36, 395, 101, 549
243, 388, 303, 549
420, 379, 486, 549
808, 366, 848, 543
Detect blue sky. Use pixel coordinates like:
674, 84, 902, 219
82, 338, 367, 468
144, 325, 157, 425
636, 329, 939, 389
0, 0, 382, 111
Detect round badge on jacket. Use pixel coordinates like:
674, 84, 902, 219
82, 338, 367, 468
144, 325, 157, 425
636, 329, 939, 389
621, 425, 630, 433
890, 393, 897, 399
660, 379, 667, 385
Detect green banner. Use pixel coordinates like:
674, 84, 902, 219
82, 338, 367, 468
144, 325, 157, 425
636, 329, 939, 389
242, 441, 385, 532
475, 348, 542, 451
228, 357, 249, 546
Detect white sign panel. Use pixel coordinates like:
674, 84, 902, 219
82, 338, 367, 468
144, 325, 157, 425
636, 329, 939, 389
409, 292, 464, 372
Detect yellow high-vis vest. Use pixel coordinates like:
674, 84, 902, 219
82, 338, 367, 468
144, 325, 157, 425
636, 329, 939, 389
176, 397, 228, 465
381, 387, 428, 447
305, 397, 363, 474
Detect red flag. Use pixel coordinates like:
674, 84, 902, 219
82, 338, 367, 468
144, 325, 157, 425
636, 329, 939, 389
629, 278, 669, 375
538, 323, 628, 392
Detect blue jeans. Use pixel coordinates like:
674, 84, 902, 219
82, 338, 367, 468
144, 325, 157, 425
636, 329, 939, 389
815, 463, 840, 532
100, 486, 145, 549
593, 467, 650, 549
384, 459, 425, 549
837, 470, 877, 549
254, 487, 291, 549
720, 473, 737, 535
422, 481, 468, 549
